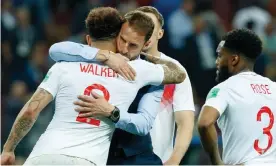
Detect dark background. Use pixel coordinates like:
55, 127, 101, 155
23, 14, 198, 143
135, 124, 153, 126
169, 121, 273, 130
1, 0, 276, 164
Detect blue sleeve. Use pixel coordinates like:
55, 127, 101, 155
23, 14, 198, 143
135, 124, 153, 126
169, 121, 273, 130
49, 41, 99, 62
115, 85, 164, 136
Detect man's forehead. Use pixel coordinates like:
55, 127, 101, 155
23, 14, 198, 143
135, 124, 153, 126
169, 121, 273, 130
120, 23, 145, 44
120, 32, 139, 43
216, 40, 225, 53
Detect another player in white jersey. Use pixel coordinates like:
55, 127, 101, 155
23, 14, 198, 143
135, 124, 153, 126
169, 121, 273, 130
136, 7, 195, 164
198, 29, 276, 165
0, 7, 185, 165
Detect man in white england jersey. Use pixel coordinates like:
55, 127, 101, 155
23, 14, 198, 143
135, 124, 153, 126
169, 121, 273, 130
49, 6, 195, 165
0, 7, 185, 165
136, 7, 195, 164
198, 29, 276, 165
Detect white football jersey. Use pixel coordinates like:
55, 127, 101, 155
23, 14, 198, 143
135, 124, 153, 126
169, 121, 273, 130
204, 72, 276, 164
26, 60, 164, 165
150, 53, 195, 162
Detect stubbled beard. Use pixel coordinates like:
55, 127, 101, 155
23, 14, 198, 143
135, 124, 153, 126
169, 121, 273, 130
216, 66, 232, 83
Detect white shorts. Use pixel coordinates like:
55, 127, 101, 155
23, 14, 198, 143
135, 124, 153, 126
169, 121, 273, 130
24, 154, 96, 165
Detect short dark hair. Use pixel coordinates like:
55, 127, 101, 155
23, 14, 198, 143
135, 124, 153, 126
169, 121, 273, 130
124, 10, 154, 42
136, 6, 164, 27
85, 7, 125, 41
222, 29, 262, 60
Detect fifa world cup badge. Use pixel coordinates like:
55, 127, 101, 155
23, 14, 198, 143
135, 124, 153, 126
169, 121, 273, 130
43, 71, 52, 82
207, 88, 220, 99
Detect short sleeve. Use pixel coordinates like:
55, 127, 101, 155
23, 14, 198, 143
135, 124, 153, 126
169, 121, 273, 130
203, 84, 229, 115
129, 60, 164, 86
38, 63, 63, 98
173, 74, 195, 112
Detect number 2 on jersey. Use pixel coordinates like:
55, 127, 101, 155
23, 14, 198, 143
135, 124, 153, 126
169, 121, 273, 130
76, 84, 110, 126
254, 106, 274, 154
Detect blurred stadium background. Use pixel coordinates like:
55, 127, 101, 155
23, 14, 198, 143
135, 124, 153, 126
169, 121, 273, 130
1, 0, 276, 164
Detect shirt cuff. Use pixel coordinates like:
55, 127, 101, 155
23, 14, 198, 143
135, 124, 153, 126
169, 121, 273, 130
38, 85, 55, 99
115, 109, 131, 129
203, 103, 224, 116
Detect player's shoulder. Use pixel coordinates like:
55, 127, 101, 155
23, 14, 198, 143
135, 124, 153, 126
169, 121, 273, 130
206, 81, 230, 100
49, 62, 64, 71
52, 61, 74, 67
230, 72, 273, 85
208, 78, 231, 95
127, 59, 154, 80
213, 81, 228, 91
160, 52, 184, 68
128, 59, 152, 71
50, 62, 80, 73
262, 76, 276, 89
221, 73, 250, 87
128, 58, 148, 65
209, 72, 267, 93
58, 61, 88, 68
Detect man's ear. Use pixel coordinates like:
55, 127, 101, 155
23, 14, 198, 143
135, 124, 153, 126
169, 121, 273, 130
232, 54, 240, 66
157, 29, 164, 40
86, 35, 92, 46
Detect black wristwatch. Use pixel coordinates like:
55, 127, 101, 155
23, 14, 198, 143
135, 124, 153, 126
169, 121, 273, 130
109, 106, 120, 123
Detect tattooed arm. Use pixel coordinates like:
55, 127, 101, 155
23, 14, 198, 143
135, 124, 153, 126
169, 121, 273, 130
2, 88, 53, 153
141, 52, 186, 84
161, 61, 185, 84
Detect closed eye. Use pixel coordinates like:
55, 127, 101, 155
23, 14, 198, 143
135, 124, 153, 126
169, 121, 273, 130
120, 36, 126, 43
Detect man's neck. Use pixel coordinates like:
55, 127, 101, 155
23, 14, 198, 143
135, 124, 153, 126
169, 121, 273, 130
91, 40, 116, 52
145, 44, 161, 58
234, 62, 254, 75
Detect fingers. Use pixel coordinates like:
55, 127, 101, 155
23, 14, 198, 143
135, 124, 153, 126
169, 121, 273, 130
121, 67, 133, 81
77, 95, 94, 102
75, 108, 101, 118
91, 91, 102, 99
121, 64, 136, 81
74, 100, 91, 109
115, 53, 135, 80
128, 65, 136, 79
75, 106, 91, 112
77, 112, 101, 118
77, 111, 93, 117
118, 68, 129, 80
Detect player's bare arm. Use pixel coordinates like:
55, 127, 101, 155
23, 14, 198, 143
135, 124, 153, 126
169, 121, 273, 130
1, 88, 52, 165
141, 52, 185, 84
165, 111, 194, 165
197, 106, 223, 165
